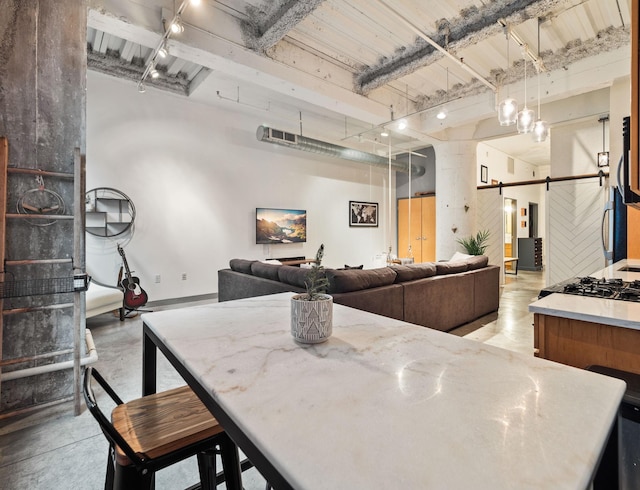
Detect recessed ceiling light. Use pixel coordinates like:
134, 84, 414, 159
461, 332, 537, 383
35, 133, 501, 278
436, 109, 447, 120
381, 131, 389, 137
397, 119, 407, 130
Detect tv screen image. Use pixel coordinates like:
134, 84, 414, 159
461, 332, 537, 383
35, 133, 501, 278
256, 208, 307, 244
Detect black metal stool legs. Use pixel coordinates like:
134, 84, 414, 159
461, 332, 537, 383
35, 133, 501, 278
112, 463, 154, 490
218, 433, 243, 490
197, 449, 218, 490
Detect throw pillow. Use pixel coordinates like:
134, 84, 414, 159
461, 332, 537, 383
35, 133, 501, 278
450, 251, 473, 262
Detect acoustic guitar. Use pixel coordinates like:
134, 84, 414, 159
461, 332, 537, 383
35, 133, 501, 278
117, 244, 148, 309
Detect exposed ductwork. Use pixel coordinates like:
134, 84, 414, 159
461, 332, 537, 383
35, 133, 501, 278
256, 125, 425, 176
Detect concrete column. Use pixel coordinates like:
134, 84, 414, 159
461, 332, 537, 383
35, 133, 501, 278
433, 139, 478, 260
0, 0, 86, 415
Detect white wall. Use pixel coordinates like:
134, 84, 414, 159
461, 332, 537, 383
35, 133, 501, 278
86, 72, 394, 301
476, 143, 548, 185
476, 143, 547, 242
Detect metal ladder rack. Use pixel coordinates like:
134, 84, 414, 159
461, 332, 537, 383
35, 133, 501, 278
0, 137, 87, 416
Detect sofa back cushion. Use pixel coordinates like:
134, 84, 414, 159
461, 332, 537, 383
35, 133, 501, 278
390, 262, 437, 283
326, 267, 397, 294
250, 261, 281, 281
435, 261, 469, 275
465, 255, 489, 270
278, 266, 314, 289
229, 259, 256, 274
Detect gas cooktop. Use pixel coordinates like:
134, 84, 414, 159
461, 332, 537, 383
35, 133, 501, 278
539, 276, 640, 303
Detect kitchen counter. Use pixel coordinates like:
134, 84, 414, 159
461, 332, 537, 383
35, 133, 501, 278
530, 259, 640, 374
529, 259, 640, 329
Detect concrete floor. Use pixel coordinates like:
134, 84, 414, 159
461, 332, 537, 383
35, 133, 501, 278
0, 271, 544, 489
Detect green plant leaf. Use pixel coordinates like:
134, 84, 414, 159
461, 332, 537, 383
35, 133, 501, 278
456, 229, 490, 255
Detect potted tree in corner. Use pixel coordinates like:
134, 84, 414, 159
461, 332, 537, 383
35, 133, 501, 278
291, 244, 333, 343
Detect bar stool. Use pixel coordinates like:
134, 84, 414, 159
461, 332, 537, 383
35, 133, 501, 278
83, 367, 243, 489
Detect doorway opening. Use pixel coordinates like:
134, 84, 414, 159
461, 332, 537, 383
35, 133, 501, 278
529, 202, 538, 238
504, 197, 517, 271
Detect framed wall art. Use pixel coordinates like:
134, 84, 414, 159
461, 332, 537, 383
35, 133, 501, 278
349, 201, 378, 227
480, 165, 488, 183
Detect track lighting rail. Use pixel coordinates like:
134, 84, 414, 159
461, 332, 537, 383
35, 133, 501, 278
138, 0, 200, 93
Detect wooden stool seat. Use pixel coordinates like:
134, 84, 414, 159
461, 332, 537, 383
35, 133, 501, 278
83, 367, 245, 489
112, 385, 224, 465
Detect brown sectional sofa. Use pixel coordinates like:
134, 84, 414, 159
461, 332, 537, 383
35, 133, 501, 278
217, 256, 500, 332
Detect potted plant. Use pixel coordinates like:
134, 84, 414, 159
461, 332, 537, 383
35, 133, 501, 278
291, 244, 333, 343
456, 229, 490, 255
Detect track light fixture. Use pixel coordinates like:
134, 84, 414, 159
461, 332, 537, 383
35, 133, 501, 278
138, 0, 200, 92
170, 16, 184, 34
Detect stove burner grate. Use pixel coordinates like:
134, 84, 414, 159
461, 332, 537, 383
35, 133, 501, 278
619, 287, 640, 302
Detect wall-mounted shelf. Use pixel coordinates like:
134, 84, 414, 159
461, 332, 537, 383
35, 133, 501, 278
85, 188, 135, 237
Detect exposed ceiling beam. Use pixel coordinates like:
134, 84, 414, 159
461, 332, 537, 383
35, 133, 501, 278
357, 0, 563, 94
87, 50, 191, 96
87, 5, 394, 126
242, 0, 326, 53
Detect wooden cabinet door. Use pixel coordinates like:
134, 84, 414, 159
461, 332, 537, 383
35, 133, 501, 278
397, 196, 436, 262
629, 206, 640, 259
420, 196, 436, 262
398, 198, 423, 260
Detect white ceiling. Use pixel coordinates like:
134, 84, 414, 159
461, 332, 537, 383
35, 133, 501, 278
86, 0, 632, 164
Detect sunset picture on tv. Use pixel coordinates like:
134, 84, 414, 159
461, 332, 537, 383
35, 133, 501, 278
256, 208, 307, 244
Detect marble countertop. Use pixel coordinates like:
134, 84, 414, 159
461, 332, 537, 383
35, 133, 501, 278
142, 293, 624, 489
529, 259, 640, 329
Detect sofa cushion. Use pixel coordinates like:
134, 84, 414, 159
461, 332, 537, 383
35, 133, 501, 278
435, 261, 468, 275
250, 261, 281, 281
326, 267, 397, 294
390, 262, 437, 283
229, 258, 255, 274
465, 255, 489, 270
278, 265, 314, 289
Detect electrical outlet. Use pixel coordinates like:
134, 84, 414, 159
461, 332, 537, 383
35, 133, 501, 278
155, 274, 161, 283
181, 273, 187, 281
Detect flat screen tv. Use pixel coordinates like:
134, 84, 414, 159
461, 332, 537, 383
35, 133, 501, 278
256, 208, 307, 244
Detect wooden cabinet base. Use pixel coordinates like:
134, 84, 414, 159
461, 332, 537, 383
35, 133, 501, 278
534, 313, 640, 375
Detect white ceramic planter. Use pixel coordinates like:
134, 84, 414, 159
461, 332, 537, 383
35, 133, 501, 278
291, 294, 333, 343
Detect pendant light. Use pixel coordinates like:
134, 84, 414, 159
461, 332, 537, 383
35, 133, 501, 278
597, 115, 610, 167
498, 26, 517, 126
516, 51, 535, 133
532, 24, 549, 143
437, 67, 449, 120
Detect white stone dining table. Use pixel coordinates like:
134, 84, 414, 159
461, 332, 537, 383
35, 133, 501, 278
141, 292, 624, 490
